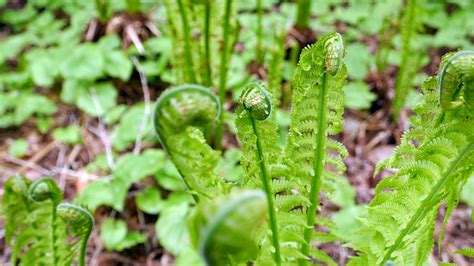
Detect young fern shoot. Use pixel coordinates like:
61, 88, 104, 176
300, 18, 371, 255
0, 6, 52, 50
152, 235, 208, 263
154, 85, 229, 201
282, 33, 347, 265
2, 176, 93, 266
236, 83, 281, 265
350, 50, 474, 265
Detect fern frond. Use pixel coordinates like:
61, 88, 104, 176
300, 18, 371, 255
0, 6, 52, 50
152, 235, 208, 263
154, 85, 229, 200
2, 176, 93, 266
282, 32, 348, 264
350, 50, 474, 265
188, 190, 267, 265
236, 82, 282, 265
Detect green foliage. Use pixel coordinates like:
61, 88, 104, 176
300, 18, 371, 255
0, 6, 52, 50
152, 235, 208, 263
100, 218, 146, 251
349, 50, 474, 265
8, 138, 29, 157
154, 85, 230, 200
393, 0, 423, 120
52, 125, 82, 144
2, 176, 93, 266
188, 190, 267, 265
344, 81, 377, 110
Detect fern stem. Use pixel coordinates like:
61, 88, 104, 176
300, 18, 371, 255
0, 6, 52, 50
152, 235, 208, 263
300, 71, 329, 265
177, 0, 197, 83
393, 0, 417, 120
215, 0, 233, 149
203, 0, 212, 87
382, 142, 474, 264
248, 114, 282, 266
51, 205, 58, 265
295, 0, 311, 28
256, 0, 263, 65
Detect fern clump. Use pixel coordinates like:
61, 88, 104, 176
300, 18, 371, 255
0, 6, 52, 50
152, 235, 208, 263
350, 50, 474, 265
2, 176, 93, 266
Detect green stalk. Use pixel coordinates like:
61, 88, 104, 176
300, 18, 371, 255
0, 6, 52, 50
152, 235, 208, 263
126, 0, 140, 15
248, 115, 282, 266
215, 0, 233, 149
177, 0, 197, 83
256, 0, 264, 65
94, 0, 109, 22
382, 142, 473, 264
300, 71, 329, 266
51, 205, 58, 265
295, 0, 311, 28
203, 0, 212, 87
393, 0, 417, 121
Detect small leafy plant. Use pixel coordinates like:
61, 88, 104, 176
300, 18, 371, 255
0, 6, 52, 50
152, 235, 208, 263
2, 176, 93, 266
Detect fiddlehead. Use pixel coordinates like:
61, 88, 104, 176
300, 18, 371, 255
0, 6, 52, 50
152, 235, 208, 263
57, 203, 94, 266
437, 50, 474, 111
154, 84, 227, 200
188, 190, 267, 265
29, 177, 63, 204
236, 82, 281, 265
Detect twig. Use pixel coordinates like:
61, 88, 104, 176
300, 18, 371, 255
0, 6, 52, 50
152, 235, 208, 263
125, 25, 144, 54
89, 88, 115, 170
18, 141, 57, 174
1, 153, 99, 181
131, 56, 151, 155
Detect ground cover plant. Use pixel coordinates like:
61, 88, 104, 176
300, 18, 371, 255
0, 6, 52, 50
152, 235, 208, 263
1, 0, 473, 265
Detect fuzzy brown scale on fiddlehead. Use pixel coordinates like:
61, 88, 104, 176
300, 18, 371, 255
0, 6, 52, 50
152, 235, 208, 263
437, 50, 474, 111
323, 33, 344, 75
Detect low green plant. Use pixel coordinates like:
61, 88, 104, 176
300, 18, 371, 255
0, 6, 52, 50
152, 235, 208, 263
349, 50, 474, 265
2, 176, 93, 266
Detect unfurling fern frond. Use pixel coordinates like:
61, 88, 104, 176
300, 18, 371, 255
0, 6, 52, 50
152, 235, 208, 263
282, 32, 348, 264
2, 176, 93, 266
154, 84, 229, 201
236, 82, 282, 265
350, 50, 474, 266
188, 190, 267, 265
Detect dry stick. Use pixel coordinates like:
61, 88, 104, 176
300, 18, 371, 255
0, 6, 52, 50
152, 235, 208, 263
1, 153, 99, 181
18, 140, 57, 174
131, 56, 151, 155
125, 24, 145, 54
89, 88, 115, 170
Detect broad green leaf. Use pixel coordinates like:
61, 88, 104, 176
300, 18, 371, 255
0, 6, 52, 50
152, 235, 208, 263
35, 117, 54, 134
104, 105, 127, 125
25, 49, 58, 87
104, 50, 132, 81
156, 202, 190, 255
175, 247, 205, 266
14, 93, 57, 125
461, 176, 474, 207
100, 218, 128, 251
111, 103, 152, 150
343, 81, 377, 110
345, 43, 373, 80
114, 231, 146, 251
135, 187, 164, 214
52, 125, 82, 144
60, 43, 104, 80
331, 205, 367, 243
114, 149, 166, 183
8, 138, 28, 158
76, 82, 117, 117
